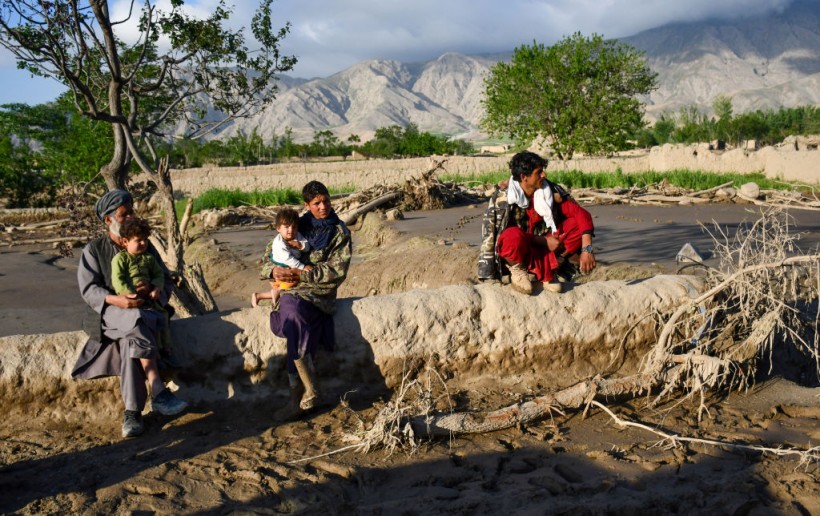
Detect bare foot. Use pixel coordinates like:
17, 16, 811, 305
251, 292, 259, 308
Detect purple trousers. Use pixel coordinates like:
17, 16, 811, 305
269, 294, 335, 375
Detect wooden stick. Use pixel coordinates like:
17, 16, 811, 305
635, 194, 711, 204
690, 181, 734, 197
339, 191, 403, 225
17, 218, 71, 229
178, 198, 194, 240
591, 401, 820, 461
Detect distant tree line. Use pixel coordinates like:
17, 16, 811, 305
635, 99, 820, 149
0, 96, 473, 207
158, 122, 474, 169
1, 93, 816, 208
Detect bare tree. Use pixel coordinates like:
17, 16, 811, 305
0, 0, 296, 313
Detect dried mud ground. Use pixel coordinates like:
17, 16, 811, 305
1, 203, 820, 514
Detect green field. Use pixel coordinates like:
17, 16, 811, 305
441, 169, 792, 192
177, 170, 798, 218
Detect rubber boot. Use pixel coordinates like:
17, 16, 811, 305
274, 382, 304, 421
294, 356, 320, 411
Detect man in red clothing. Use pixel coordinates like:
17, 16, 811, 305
496, 151, 596, 294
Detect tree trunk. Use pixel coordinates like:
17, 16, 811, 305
171, 263, 218, 318
411, 374, 657, 437
100, 124, 130, 190
154, 157, 183, 271
151, 156, 218, 317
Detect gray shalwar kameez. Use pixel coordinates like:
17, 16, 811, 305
72, 235, 173, 412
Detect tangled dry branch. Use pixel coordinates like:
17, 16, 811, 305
333, 159, 483, 224
328, 208, 819, 461
289, 365, 452, 464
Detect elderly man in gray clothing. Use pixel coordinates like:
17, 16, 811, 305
72, 189, 187, 438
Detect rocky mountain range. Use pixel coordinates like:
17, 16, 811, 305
220, 1, 820, 143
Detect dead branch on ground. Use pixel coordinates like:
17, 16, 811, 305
570, 182, 820, 211
591, 401, 820, 465
334, 159, 483, 224
289, 364, 451, 464
335, 208, 819, 459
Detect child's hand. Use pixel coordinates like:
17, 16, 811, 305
285, 239, 303, 250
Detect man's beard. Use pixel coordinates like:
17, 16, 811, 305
109, 218, 122, 238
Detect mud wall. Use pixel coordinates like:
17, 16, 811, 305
168, 155, 508, 198
0, 276, 701, 404
549, 144, 818, 183
167, 144, 818, 198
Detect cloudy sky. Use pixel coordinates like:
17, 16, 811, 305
0, 0, 803, 105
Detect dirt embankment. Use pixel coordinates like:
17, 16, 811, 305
1, 204, 819, 514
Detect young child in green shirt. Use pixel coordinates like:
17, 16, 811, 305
111, 217, 174, 357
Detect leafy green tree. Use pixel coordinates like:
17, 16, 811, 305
0, 0, 296, 189
482, 33, 657, 159
223, 128, 266, 166
712, 95, 734, 143
364, 125, 404, 157
310, 129, 342, 157
0, 97, 113, 205
633, 127, 657, 148
674, 106, 710, 143
276, 127, 299, 159
652, 114, 676, 145
45, 95, 115, 184
1, 0, 296, 312
0, 123, 46, 207
165, 137, 206, 169
733, 111, 768, 144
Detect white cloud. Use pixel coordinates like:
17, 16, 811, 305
0, 0, 813, 103
265, 0, 805, 77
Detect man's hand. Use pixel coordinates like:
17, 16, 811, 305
578, 234, 596, 275
273, 266, 301, 285
580, 250, 597, 275
545, 234, 562, 252
149, 287, 161, 301
532, 234, 563, 252
107, 293, 144, 309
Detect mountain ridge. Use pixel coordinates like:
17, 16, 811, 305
220, 2, 820, 142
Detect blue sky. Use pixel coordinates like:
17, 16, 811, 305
0, 0, 806, 105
